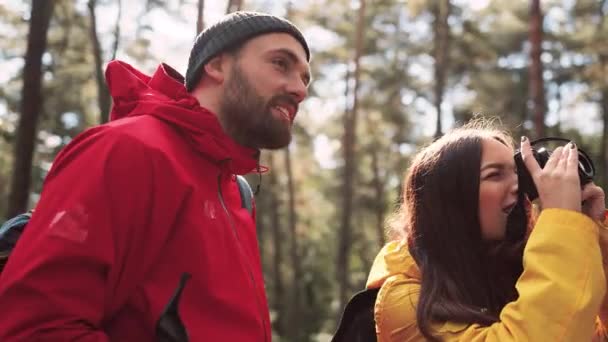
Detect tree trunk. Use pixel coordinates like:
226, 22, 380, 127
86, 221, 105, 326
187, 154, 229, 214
370, 144, 386, 248
518, 70, 528, 138
357, 234, 372, 289
337, 0, 365, 312
597, 0, 607, 189
364, 114, 386, 248
226, 0, 243, 13
433, 0, 450, 139
602, 88, 608, 188
529, 0, 545, 138
87, 0, 111, 124
6, 0, 55, 218
267, 153, 285, 336
111, 0, 122, 61
57, 4, 72, 59
284, 147, 303, 336
555, 80, 562, 135
601, 55, 608, 188
196, 0, 204, 34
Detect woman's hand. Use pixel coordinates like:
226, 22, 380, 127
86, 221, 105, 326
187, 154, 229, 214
581, 183, 605, 222
587, 183, 608, 265
520, 136, 581, 213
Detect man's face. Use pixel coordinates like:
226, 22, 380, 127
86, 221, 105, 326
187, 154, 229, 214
218, 33, 310, 149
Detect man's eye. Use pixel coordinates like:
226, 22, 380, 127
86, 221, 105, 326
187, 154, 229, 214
273, 59, 288, 69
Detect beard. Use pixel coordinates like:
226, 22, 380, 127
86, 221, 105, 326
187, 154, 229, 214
218, 64, 297, 149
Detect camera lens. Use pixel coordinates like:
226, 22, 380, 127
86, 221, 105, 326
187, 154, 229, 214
513, 137, 596, 201
533, 148, 550, 168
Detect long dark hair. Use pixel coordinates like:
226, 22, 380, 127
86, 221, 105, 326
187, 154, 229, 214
391, 121, 529, 341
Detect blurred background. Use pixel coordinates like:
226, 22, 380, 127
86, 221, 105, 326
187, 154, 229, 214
0, 0, 607, 340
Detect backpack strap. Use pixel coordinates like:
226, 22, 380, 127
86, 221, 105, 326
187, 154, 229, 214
0, 211, 33, 239
236, 175, 254, 215
331, 288, 380, 342
0, 211, 33, 272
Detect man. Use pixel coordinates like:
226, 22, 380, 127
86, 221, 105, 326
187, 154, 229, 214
0, 11, 310, 341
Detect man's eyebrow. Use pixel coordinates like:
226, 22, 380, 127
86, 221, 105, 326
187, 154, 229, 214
270, 48, 311, 85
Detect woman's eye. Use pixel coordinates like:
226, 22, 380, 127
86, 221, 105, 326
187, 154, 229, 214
484, 172, 500, 179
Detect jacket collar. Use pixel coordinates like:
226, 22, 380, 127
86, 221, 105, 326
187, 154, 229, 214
105, 60, 260, 175
366, 241, 421, 289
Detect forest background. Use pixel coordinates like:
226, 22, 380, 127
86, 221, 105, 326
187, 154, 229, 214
1, 0, 607, 340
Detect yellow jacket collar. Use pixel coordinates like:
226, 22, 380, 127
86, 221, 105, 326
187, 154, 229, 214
366, 240, 421, 289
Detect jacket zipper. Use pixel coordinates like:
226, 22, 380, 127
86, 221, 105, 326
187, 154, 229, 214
217, 174, 268, 342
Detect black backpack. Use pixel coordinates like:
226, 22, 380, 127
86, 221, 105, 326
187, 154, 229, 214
0, 210, 32, 273
332, 288, 380, 342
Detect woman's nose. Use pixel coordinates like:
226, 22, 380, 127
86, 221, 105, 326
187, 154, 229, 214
510, 173, 519, 194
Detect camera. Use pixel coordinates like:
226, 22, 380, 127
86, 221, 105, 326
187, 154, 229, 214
513, 137, 595, 201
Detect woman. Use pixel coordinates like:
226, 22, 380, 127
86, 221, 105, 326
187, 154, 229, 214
366, 121, 608, 341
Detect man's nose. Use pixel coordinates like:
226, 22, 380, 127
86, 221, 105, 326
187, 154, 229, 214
287, 75, 308, 103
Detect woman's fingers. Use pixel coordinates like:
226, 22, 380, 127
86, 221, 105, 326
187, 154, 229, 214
520, 137, 542, 182
566, 142, 579, 174
581, 183, 605, 221
521, 138, 581, 212
544, 146, 564, 172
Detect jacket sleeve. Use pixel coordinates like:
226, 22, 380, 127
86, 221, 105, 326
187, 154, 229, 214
0, 131, 185, 341
594, 212, 608, 341
375, 209, 606, 342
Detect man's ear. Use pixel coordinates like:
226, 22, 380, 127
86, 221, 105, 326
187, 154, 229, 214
203, 54, 228, 83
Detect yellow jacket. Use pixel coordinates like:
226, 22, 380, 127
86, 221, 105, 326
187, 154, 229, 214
367, 209, 608, 341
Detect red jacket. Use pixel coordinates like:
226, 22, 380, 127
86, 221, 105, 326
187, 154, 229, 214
0, 61, 271, 341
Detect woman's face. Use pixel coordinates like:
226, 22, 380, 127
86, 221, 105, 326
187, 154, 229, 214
478, 137, 519, 240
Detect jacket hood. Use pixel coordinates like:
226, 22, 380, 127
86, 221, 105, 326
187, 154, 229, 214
366, 241, 421, 289
105, 60, 259, 175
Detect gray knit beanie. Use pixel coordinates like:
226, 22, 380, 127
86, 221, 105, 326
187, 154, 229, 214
185, 11, 310, 92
